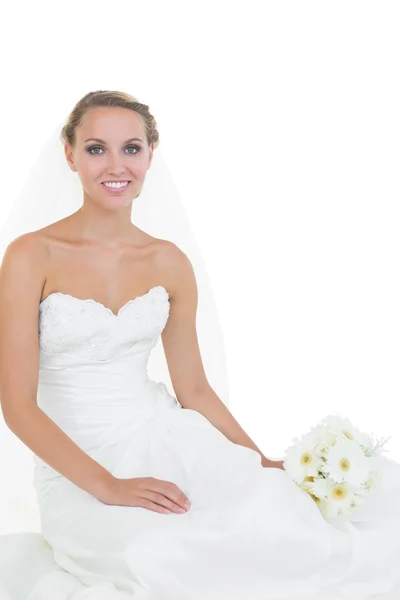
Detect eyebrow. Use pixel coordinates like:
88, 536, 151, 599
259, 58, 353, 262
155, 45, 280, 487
84, 137, 143, 144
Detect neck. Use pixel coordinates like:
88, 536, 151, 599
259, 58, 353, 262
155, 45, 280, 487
71, 201, 135, 247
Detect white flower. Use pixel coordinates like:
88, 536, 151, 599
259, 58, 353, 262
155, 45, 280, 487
321, 414, 372, 448
299, 475, 317, 493
343, 493, 366, 516
319, 480, 358, 519
364, 460, 382, 491
302, 425, 326, 444
283, 437, 321, 484
323, 438, 371, 487
310, 477, 330, 500
300, 425, 333, 455
319, 499, 340, 520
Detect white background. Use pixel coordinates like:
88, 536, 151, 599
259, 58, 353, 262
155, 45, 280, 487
0, 1, 400, 532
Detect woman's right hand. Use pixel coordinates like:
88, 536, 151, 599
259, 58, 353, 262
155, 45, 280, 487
97, 476, 191, 515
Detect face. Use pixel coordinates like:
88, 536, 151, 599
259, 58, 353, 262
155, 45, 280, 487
64, 106, 154, 208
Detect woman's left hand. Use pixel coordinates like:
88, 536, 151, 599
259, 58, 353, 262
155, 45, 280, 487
262, 458, 285, 471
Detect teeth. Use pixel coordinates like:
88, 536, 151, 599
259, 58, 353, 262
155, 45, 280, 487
103, 181, 129, 188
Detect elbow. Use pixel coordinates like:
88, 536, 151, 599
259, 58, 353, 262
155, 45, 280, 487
1, 398, 37, 430
178, 382, 214, 409
1, 404, 19, 430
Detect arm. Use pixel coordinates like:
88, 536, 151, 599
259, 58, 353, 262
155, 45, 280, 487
0, 234, 114, 499
179, 384, 279, 468
159, 242, 280, 468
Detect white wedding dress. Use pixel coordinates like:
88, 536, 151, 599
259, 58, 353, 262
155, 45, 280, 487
1, 283, 400, 600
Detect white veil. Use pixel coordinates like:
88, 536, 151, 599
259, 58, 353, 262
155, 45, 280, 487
0, 113, 229, 536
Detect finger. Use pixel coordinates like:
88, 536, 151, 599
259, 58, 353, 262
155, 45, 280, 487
156, 480, 190, 508
139, 499, 172, 514
143, 491, 188, 513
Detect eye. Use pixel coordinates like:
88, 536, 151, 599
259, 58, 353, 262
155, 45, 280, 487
87, 146, 103, 155
86, 145, 141, 155
126, 145, 140, 154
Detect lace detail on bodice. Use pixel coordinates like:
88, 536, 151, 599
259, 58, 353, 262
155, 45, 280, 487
38, 285, 170, 361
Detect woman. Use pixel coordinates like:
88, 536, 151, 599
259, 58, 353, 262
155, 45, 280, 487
0, 90, 400, 599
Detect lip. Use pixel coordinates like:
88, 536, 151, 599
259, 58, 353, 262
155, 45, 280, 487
101, 181, 131, 194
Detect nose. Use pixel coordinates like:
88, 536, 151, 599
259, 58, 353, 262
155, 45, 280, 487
106, 151, 126, 176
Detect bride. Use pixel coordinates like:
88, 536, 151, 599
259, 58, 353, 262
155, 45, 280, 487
0, 90, 400, 600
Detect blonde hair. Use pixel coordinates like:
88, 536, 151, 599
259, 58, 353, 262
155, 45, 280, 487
60, 90, 160, 149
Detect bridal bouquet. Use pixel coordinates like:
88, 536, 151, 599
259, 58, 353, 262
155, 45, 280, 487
283, 415, 390, 522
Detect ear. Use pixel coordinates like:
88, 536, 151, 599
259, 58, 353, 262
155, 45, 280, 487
146, 143, 155, 171
64, 143, 77, 173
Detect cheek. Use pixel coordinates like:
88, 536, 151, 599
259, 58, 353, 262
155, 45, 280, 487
135, 158, 151, 178
122, 164, 147, 181
80, 162, 101, 181
137, 166, 149, 179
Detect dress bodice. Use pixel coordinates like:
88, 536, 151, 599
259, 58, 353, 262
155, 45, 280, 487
35, 285, 176, 454
38, 284, 170, 363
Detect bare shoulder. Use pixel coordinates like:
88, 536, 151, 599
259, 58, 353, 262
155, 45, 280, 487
0, 230, 49, 307
0, 214, 72, 264
156, 239, 195, 278
155, 240, 197, 301
1, 230, 48, 270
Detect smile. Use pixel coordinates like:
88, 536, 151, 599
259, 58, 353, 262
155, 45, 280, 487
102, 181, 130, 189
